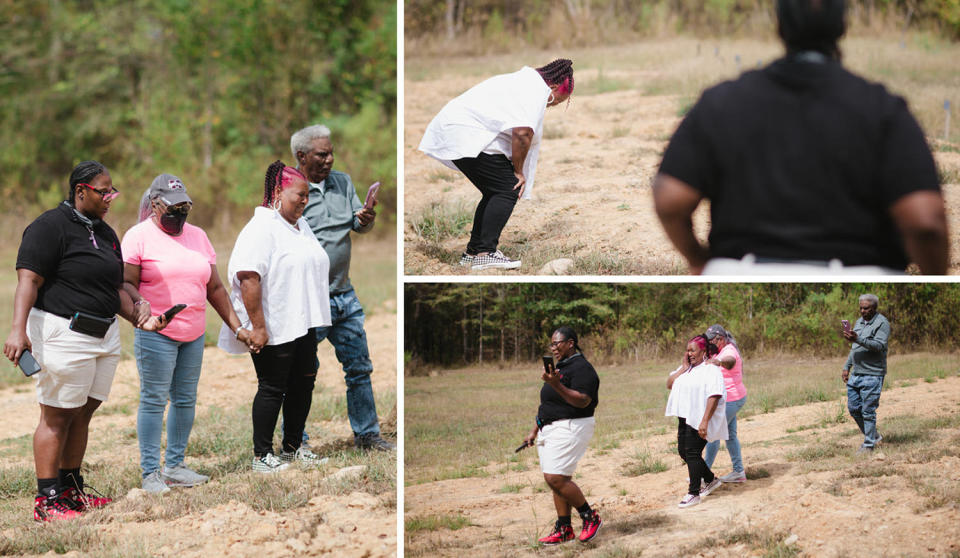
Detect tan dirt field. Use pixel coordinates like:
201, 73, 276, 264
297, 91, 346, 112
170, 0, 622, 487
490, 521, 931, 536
404, 40, 960, 276
0, 308, 397, 557
405, 374, 960, 557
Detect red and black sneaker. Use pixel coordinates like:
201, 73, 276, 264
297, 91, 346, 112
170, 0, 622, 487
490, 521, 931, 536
578, 511, 602, 543
61, 486, 112, 512
538, 521, 575, 545
33, 494, 82, 522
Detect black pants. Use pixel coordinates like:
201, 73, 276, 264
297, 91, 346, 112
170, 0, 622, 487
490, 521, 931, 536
678, 418, 715, 496
250, 330, 318, 457
453, 153, 519, 255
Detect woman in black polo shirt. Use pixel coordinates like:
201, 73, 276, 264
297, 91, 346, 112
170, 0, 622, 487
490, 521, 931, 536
3, 161, 161, 522
520, 326, 602, 546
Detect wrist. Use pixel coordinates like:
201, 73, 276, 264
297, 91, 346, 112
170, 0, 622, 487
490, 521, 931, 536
134, 300, 149, 307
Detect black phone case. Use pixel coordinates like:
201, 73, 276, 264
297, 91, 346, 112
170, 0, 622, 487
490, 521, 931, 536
69, 312, 113, 338
19, 350, 41, 377
542, 356, 553, 374
162, 304, 187, 321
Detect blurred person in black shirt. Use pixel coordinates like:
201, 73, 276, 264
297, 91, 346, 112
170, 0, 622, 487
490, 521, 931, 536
654, 0, 947, 275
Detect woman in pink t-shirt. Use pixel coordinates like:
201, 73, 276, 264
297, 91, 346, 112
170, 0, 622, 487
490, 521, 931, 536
121, 173, 251, 494
703, 324, 747, 483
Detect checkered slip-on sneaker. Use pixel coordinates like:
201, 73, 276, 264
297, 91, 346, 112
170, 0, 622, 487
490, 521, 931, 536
458, 253, 474, 267
471, 250, 521, 270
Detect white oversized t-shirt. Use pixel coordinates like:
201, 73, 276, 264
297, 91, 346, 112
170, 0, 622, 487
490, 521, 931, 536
217, 206, 331, 353
418, 66, 550, 199
664, 362, 729, 442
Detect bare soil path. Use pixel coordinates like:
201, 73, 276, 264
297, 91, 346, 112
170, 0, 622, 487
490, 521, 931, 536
405, 375, 960, 557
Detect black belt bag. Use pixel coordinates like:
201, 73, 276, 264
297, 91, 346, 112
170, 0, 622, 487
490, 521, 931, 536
69, 312, 115, 338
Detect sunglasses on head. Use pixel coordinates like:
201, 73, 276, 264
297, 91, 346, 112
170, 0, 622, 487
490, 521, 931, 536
77, 183, 120, 202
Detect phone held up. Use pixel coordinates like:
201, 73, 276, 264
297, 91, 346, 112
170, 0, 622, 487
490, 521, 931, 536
18, 349, 41, 377
363, 182, 381, 210
542, 355, 554, 375
841, 319, 851, 334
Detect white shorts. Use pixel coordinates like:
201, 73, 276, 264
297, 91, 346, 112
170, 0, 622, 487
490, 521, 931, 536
702, 255, 903, 275
536, 417, 595, 476
27, 308, 122, 409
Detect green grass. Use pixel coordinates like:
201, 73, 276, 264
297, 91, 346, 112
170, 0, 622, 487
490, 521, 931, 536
620, 448, 669, 476
405, 513, 474, 533
406, 352, 960, 485
409, 201, 473, 243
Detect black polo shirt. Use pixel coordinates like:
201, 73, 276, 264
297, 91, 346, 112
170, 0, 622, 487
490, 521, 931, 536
659, 56, 940, 269
537, 353, 599, 426
16, 203, 123, 319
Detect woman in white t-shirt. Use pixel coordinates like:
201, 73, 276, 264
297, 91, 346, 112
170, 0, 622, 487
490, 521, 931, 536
218, 161, 332, 473
665, 335, 727, 508
419, 59, 574, 271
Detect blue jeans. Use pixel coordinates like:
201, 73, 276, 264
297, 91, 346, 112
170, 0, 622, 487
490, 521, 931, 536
847, 374, 883, 448
704, 396, 746, 473
315, 289, 380, 437
135, 329, 205, 475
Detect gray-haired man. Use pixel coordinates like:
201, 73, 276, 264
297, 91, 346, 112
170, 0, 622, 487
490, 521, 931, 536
290, 124, 393, 451
841, 294, 889, 453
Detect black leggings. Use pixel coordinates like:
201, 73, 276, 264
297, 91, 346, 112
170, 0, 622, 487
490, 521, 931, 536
250, 330, 318, 457
453, 152, 519, 255
678, 417, 715, 495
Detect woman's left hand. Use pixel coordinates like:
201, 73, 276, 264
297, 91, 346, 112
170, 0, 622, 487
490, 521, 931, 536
698, 420, 708, 440
541, 367, 561, 386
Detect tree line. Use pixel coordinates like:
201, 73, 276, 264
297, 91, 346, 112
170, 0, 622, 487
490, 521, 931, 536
0, 0, 396, 236
405, 283, 960, 371
405, 0, 960, 50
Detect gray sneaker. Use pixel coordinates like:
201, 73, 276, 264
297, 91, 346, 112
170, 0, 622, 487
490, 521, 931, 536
699, 478, 722, 497
278, 446, 329, 466
252, 453, 290, 473
142, 471, 171, 494
718, 470, 746, 483
162, 464, 209, 487
355, 433, 396, 451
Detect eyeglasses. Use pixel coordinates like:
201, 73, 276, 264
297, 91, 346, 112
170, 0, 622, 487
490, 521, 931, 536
549, 339, 570, 348
77, 183, 120, 202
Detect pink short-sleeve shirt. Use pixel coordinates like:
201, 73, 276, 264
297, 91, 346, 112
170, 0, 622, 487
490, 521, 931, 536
719, 343, 747, 402
122, 220, 216, 342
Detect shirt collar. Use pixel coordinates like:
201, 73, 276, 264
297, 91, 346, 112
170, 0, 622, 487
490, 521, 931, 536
308, 179, 326, 193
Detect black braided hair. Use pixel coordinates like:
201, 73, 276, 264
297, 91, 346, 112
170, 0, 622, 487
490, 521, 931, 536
536, 59, 574, 95
68, 160, 107, 203
553, 326, 583, 356
262, 160, 285, 207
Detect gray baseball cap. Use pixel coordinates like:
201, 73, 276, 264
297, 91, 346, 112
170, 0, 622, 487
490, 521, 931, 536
148, 173, 192, 206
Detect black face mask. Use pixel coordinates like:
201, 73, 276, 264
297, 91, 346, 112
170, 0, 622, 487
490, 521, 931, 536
159, 211, 187, 235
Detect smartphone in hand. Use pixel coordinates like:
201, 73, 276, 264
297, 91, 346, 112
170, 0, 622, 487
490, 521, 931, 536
363, 182, 381, 210
542, 355, 554, 375
19, 349, 41, 377
163, 304, 187, 322
841, 319, 851, 334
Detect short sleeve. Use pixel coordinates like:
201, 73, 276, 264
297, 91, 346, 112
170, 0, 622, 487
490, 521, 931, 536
658, 93, 720, 197
228, 219, 271, 279
197, 227, 217, 265
120, 224, 144, 266
16, 215, 62, 279
569, 367, 599, 399
707, 366, 725, 397
878, 94, 941, 206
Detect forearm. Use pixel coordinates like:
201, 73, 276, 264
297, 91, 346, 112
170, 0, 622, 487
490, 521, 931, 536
653, 174, 708, 271
10, 280, 39, 333
117, 289, 137, 324
702, 395, 720, 423
208, 284, 242, 333
122, 281, 145, 305
891, 190, 948, 274
239, 279, 266, 330
511, 127, 533, 173
551, 383, 591, 408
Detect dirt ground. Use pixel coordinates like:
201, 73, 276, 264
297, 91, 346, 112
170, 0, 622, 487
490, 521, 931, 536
405, 375, 960, 557
403, 46, 960, 276
0, 308, 397, 557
